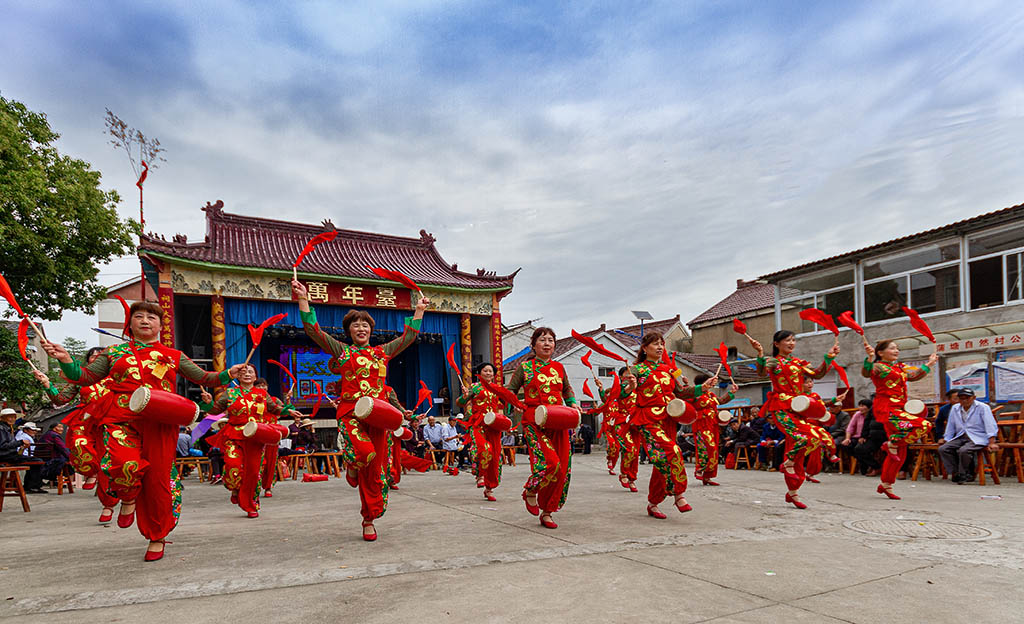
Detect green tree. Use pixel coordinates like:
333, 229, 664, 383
0, 95, 137, 321
0, 324, 45, 409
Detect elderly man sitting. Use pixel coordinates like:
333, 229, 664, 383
937, 388, 999, 484
0, 409, 47, 493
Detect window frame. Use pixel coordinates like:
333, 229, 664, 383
966, 223, 1024, 310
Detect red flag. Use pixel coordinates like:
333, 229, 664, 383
446, 343, 462, 378
798, 308, 840, 335
17, 318, 30, 361
247, 313, 287, 347
0, 272, 25, 317
367, 266, 421, 293
294, 231, 338, 268
582, 379, 594, 399
832, 361, 851, 389
609, 371, 621, 398
902, 306, 936, 343
837, 310, 864, 335
715, 342, 732, 377
479, 378, 526, 411
732, 318, 747, 335
112, 294, 131, 337
136, 160, 149, 189
309, 382, 324, 419
570, 330, 626, 362
580, 350, 593, 370
415, 380, 433, 410
267, 359, 297, 387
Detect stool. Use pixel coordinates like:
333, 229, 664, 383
909, 444, 944, 481
53, 462, 76, 495
977, 449, 1001, 486
0, 466, 31, 512
174, 457, 210, 482
997, 443, 1023, 483
288, 454, 308, 480
733, 446, 752, 469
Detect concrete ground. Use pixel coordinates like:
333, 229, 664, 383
1, 452, 1021, 624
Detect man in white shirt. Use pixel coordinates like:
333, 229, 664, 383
16, 422, 40, 457
937, 388, 999, 483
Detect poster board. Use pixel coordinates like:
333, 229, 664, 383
944, 355, 989, 402
904, 358, 939, 403
994, 349, 1024, 402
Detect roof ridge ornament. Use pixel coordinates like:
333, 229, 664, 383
202, 200, 225, 217
321, 219, 337, 232
419, 229, 436, 245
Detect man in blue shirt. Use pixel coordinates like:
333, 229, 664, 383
421, 416, 444, 451
937, 388, 999, 483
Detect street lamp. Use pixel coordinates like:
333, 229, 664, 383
632, 310, 653, 337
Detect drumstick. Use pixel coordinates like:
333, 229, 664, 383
242, 346, 256, 367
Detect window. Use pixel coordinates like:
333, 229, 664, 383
597, 367, 616, 377
862, 239, 961, 322
968, 224, 1024, 309
779, 266, 855, 334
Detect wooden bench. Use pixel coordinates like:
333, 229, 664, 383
306, 451, 343, 478
0, 466, 30, 512
31, 443, 75, 495
977, 449, 1000, 486
174, 457, 212, 482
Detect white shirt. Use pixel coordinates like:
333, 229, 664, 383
440, 423, 460, 451
15, 431, 34, 457
943, 400, 998, 446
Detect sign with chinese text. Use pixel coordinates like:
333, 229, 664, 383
935, 332, 1024, 353
301, 280, 413, 309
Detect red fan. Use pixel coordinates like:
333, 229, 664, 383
480, 378, 526, 411
832, 361, 851, 389
308, 382, 324, 419
244, 313, 287, 365
570, 330, 626, 362
445, 343, 465, 388
582, 379, 594, 399
608, 371, 621, 399
732, 318, 748, 336
902, 307, 936, 343
112, 294, 131, 337
715, 341, 733, 378
0, 272, 26, 318
294, 231, 338, 270
798, 308, 840, 335
415, 380, 433, 411
836, 311, 863, 335
367, 266, 422, 296
17, 319, 31, 361
580, 350, 593, 371
267, 359, 297, 390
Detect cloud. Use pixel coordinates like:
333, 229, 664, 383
3, 1, 1024, 349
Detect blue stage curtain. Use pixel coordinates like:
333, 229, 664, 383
224, 299, 461, 408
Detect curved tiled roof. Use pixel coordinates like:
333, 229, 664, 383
688, 283, 775, 326
139, 201, 518, 290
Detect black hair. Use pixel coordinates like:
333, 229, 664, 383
771, 330, 795, 356
85, 347, 104, 362
858, 399, 872, 408
873, 340, 895, 362
945, 389, 958, 398
617, 366, 628, 376
473, 361, 495, 376
694, 374, 710, 385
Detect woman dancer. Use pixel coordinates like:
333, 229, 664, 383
505, 328, 581, 529
748, 330, 839, 509
42, 301, 240, 561
691, 374, 737, 486
201, 366, 299, 517
862, 340, 937, 499
798, 377, 846, 483
456, 362, 506, 502
34, 347, 120, 523
293, 278, 428, 541
624, 333, 695, 519
595, 368, 640, 492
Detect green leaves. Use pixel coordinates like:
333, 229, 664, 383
0, 96, 136, 320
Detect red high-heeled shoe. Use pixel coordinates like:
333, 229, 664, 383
484, 490, 497, 502
539, 514, 558, 529
702, 479, 720, 486
144, 539, 169, 562
391, 484, 400, 490
117, 501, 136, 528
230, 492, 239, 505
346, 468, 359, 488
98, 509, 114, 524
785, 493, 807, 509
477, 479, 485, 488
361, 520, 377, 542
628, 482, 638, 493
877, 484, 901, 500
619, 476, 631, 489
247, 511, 259, 518
674, 496, 692, 513
82, 478, 97, 490
522, 490, 540, 516
805, 476, 820, 484
647, 505, 667, 519
264, 489, 273, 498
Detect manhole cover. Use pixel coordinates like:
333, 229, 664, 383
844, 519, 993, 540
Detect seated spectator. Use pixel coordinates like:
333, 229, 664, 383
16, 421, 40, 456
196, 427, 224, 484
0, 409, 47, 493
933, 389, 958, 442
176, 426, 194, 458
826, 403, 850, 442
854, 401, 886, 476
405, 420, 426, 457
758, 421, 785, 470
38, 422, 71, 483
840, 400, 871, 457
422, 416, 444, 453
293, 418, 326, 472
938, 388, 999, 484
721, 419, 759, 463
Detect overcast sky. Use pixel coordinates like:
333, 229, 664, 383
4, 1, 1024, 348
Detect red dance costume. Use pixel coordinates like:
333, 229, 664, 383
757, 352, 832, 501
862, 359, 933, 489
60, 341, 231, 542
628, 360, 693, 509
799, 392, 840, 479
692, 386, 734, 484
49, 380, 120, 512
506, 358, 577, 516
204, 387, 286, 515
259, 398, 286, 494
457, 382, 505, 494
300, 306, 419, 523
595, 386, 639, 487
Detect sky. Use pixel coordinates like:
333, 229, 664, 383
3, 1, 1024, 348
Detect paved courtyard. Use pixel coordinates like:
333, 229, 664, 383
1, 452, 1022, 623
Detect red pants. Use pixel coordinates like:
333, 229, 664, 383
773, 410, 821, 493
881, 415, 931, 484
472, 426, 501, 489
523, 423, 571, 514
694, 424, 719, 480
390, 438, 401, 486
102, 420, 178, 541
222, 436, 264, 513
69, 420, 118, 508
615, 423, 640, 482
638, 420, 687, 505
605, 426, 620, 467
338, 417, 391, 521
806, 448, 822, 477
261, 445, 279, 491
